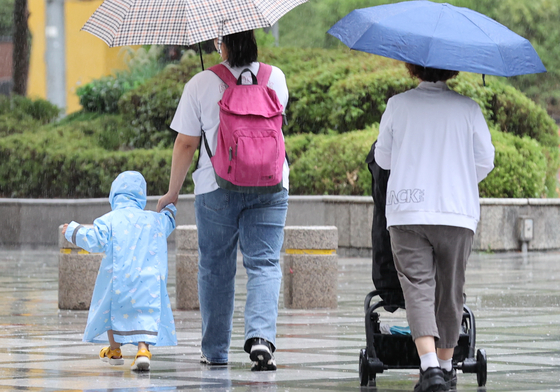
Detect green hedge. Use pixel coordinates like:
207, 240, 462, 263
117, 47, 558, 148
116, 48, 386, 147
285, 126, 549, 198
0, 95, 61, 137
77, 76, 130, 114
282, 55, 401, 135
326, 68, 417, 134
0, 113, 549, 198
287, 128, 374, 195
77, 46, 167, 114
469, 81, 560, 195
0, 115, 195, 198
117, 52, 222, 149
479, 129, 547, 198
0, 48, 556, 199
283, 61, 559, 194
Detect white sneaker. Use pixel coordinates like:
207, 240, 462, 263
200, 353, 228, 366
249, 338, 277, 371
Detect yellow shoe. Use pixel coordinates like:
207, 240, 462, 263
131, 348, 151, 371
99, 346, 124, 366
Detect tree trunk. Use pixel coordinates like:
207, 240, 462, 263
12, 0, 29, 96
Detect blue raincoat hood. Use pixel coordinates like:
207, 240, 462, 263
109, 171, 147, 210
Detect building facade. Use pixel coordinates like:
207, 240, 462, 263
28, 0, 135, 113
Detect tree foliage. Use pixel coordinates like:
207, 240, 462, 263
0, 0, 14, 36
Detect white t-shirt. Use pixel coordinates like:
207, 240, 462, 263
375, 81, 495, 233
170, 61, 290, 195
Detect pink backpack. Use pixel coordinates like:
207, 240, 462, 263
202, 63, 285, 194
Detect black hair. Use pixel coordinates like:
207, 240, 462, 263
222, 30, 258, 68
405, 63, 459, 82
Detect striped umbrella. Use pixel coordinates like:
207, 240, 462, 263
82, 0, 307, 47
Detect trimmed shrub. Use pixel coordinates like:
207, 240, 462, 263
117, 51, 222, 148
0, 0, 13, 36
285, 125, 548, 198
77, 46, 166, 114
449, 75, 559, 149
259, 47, 374, 79
118, 47, 557, 150
117, 48, 381, 147
309, 68, 558, 195
282, 53, 398, 135
327, 67, 417, 133
56, 112, 137, 151
0, 119, 195, 198
0, 47, 556, 199
0, 113, 549, 198
450, 75, 559, 196
0, 95, 61, 136
479, 129, 548, 198
77, 76, 128, 113
286, 127, 377, 195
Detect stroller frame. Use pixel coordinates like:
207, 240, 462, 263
363, 141, 487, 388
359, 289, 487, 388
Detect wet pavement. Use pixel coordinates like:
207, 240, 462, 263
0, 248, 559, 391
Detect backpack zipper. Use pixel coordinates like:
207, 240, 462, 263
228, 147, 232, 174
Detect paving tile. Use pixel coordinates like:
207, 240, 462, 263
0, 248, 559, 391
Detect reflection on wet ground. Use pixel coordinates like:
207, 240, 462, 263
0, 249, 559, 391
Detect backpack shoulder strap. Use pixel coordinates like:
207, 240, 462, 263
256, 63, 273, 86
208, 64, 237, 87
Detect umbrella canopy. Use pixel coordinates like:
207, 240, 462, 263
82, 0, 307, 47
327, 0, 546, 77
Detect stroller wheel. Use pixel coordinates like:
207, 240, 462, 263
476, 348, 487, 387
359, 349, 369, 386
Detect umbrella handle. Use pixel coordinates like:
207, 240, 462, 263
198, 42, 205, 71
482, 74, 486, 87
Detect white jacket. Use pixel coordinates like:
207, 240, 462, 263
374, 81, 495, 233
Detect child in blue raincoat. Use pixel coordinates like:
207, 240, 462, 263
62, 171, 177, 371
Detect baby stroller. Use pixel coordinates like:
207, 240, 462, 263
360, 143, 487, 388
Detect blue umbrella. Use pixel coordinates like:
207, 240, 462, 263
327, 0, 546, 77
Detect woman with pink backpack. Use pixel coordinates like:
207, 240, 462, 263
157, 30, 289, 371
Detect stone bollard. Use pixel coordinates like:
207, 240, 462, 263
58, 224, 102, 310
283, 226, 338, 309
175, 225, 199, 310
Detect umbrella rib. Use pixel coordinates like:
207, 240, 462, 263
107, 0, 135, 47
426, 6, 445, 68
329, 2, 544, 77
82, 0, 309, 48
454, 10, 508, 75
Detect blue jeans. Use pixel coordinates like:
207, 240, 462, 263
195, 188, 288, 363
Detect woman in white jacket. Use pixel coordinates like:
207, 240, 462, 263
375, 64, 494, 392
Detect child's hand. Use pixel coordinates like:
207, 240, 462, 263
62, 223, 69, 235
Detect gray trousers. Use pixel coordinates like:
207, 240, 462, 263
389, 225, 474, 349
